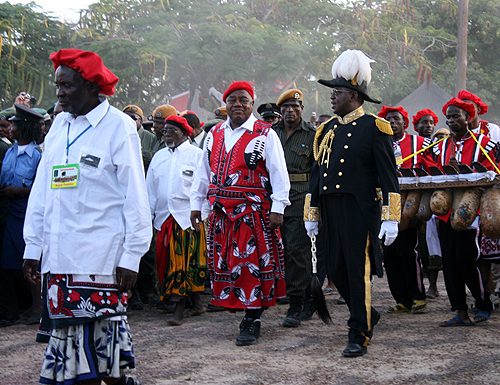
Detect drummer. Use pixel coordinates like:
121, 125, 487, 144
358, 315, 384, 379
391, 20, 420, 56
434, 97, 496, 327
378, 106, 436, 315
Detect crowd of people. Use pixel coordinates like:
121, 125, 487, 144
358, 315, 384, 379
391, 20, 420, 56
0, 47, 499, 384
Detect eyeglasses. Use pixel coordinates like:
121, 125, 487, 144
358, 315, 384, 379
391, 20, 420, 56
161, 127, 180, 135
330, 89, 353, 97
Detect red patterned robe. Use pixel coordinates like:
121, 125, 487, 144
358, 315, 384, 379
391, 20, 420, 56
206, 121, 286, 309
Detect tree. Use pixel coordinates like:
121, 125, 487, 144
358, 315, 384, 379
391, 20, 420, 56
0, 2, 71, 109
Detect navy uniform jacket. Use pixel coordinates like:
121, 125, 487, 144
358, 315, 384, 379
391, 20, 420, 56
305, 106, 400, 277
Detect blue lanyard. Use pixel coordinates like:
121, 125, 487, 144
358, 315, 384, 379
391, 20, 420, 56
66, 122, 92, 164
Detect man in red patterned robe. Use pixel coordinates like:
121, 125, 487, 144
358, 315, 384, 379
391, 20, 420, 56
191, 81, 290, 346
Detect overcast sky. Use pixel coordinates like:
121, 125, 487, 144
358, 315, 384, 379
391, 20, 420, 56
16, 0, 97, 22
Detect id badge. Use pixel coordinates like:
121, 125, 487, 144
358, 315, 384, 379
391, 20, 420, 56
51, 164, 79, 189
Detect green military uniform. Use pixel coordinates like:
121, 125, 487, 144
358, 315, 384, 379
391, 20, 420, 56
137, 126, 157, 172
272, 118, 316, 298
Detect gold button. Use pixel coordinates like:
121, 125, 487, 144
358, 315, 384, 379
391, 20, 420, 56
323, 173, 328, 177
347, 133, 352, 137
352, 122, 357, 126
334, 125, 338, 128
344, 145, 349, 149
340, 159, 345, 163
338, 172, 342, 176
336, 184, 340, 189
323, 186, 328, 190
375, 197, 378, 201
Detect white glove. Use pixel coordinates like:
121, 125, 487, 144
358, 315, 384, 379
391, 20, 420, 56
304, 221, 319, 238
378, 220, 398, 246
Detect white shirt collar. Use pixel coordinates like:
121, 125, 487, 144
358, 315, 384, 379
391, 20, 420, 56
222, 114, 257, 132
61, 99, 110, 128
171, 139, 191, 153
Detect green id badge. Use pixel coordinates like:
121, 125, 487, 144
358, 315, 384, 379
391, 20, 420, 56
51, 164, 79, 189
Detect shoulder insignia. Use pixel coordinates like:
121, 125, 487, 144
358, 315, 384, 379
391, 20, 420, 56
371, 114, 393, 135
35, 146, 43, 153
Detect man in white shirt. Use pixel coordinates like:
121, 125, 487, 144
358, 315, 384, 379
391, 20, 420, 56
23, 49, 150, 385
147, 114, 208, 326
190, 81, 290, 346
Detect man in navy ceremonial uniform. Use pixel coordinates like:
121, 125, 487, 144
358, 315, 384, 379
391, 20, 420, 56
304, 50, 401, 357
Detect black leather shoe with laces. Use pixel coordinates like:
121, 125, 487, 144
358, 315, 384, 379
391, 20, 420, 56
235, 317, 261, 346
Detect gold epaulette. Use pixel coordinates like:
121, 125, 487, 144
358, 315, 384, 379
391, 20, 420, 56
303, 193, 319, 222
313, 116, 336, 162
370, 114, 393, 136
381, 192, 401, 222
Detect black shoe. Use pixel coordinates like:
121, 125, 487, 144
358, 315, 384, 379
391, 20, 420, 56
235, 317, 261, 346
128, 293, 144, 311
299, 296, 316, 321
206, 304, 225, 312
282, 309, 301, 328
337, 297, 346, 305
342, 343, 367, 357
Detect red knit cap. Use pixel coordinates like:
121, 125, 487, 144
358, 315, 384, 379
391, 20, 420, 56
378, 105, 409, 129
164, 115, 193, 136
457, 90, 488, 115
50, 49, 118, 95
412, 109, 438, 128
442, 97, 477, 121
222, 81, 254, 102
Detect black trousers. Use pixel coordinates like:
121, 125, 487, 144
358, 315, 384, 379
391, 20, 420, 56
383, 228, 426, 308
438, 220, 492, 312
281, 216, 312, 298
321, 194, 378, 346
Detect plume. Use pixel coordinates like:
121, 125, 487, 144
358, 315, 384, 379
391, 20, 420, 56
331, 50, 375, 86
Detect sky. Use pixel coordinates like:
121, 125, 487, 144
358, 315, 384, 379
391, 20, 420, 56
15, 0, 97, 22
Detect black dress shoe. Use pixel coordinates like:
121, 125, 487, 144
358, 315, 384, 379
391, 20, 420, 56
0, 316, 21, 328
235, 317, 261, 346
342, 343, 367, 357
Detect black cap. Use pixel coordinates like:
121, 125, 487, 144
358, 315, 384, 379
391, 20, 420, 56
9, 103, 44, 122
257, 103, 281, 119
318, 77, 381, 104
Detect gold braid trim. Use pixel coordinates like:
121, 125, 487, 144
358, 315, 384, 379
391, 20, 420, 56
381, 192, 401, 221
303, 193, 319, 222
371, 114, 393, 136
313, 116, 335, 161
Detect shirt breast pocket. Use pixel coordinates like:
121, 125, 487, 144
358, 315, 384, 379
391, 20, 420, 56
78, 146, 106, 191
17, 168, 36, 187
290, 144, 313, 171
179, 167, 195, 197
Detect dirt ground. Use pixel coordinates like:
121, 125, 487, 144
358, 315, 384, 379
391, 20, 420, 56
1, 274, 500, 385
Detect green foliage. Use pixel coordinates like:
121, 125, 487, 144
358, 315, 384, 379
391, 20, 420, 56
0, 2, 71, 109
3, 0, 500, 121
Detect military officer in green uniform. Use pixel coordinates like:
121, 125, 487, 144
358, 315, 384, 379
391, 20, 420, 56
123, 104, 157, 172
304, 50, 401, 357
272, 89, 316, 328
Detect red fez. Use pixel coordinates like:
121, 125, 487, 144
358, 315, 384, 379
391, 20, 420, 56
412, 109, 438, 128
378, 105, 409, 129
457, 90, 488, 115
442, 97, 477, 121
164, 115, 193, 136
50, 49, 119, 96
222, 81, 254, 102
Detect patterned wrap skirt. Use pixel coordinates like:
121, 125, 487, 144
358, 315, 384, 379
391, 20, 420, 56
156, 216, 207, 301
38, 273, 135, 385
207, 207, 286, 309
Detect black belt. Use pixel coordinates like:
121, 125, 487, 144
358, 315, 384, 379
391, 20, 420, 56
289, 173, 310, 182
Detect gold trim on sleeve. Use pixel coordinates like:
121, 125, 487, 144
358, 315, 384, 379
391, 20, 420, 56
303, 193, 320, 222
381, 192, 401, 221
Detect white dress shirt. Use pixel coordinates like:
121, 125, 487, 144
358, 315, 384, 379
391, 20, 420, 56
191, 114, 290, 214
23, 99, 152, 274
147, 140, 209, 231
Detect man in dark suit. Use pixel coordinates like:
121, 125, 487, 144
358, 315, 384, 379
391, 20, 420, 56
304, 49, 401, 357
